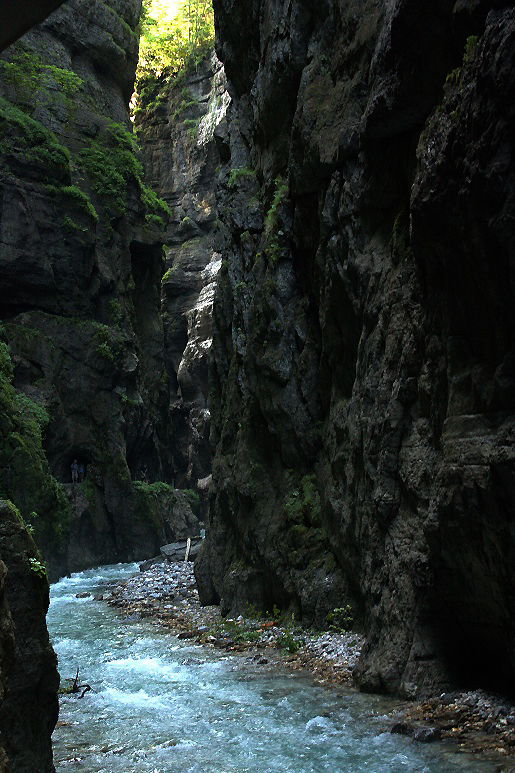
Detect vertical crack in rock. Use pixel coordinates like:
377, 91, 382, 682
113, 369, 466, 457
137, 52, 228, 515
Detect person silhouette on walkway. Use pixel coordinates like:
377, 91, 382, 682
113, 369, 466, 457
71, 460, 79, 484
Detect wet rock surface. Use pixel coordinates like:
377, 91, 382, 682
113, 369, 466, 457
392, 690, 515, 769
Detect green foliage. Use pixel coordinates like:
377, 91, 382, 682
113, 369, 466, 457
0, 338, 71, 562
0, 341, 14, 381
95, 341, 114, 361
92, 324, 120, 363
464, 35, 479, 64
78, 122, 142, 213
0, 44, 83, 117
210, 618, 261, 645
0, 96, 71, 183
14, 392, 49, 443
29, 557, 47, 579
134, 480, 176, 496
263, 175, 289, 264
170, 94, 199, 121
181, 487, 201, 515
445, 67, 461, 86
45, 185, 98, 222
276, 614, 303, 653
264, 176, 289, 236
284, 474, 322, 528
107, 299, 123, 326
326, 605, 353, 633
133, 480, 177, 531
244, 602, 262, 620
141, 184, 170, 226
137, 0, 215, 81
445, 34, 480, 88
78, 121, 169, 224
183, 116, 200, 140
276, 631, 301, 654
228, 166, 257, 188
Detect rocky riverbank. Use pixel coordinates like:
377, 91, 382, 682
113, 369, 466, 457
93, 560, 515, 770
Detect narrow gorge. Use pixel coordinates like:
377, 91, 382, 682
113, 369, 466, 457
0, 0, 513, 770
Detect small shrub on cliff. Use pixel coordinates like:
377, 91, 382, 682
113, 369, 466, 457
134, 480, 175, 497
463, 35, 479, 64
79, 122, 142, 212
79, 121, 169, 224
263, 175, 289, 264
0, 43, 83, 118
45, 185, 98, 222
228, 167, 257, 188
95, 341, 115, 362
141, 184, 171, 226
445, 34, 480, 88
0, 97, 71, 184
264, 176, 289, 236
326, 605, 353, 634
181, 488, 201, 516
284, 474, 322, 528
29, 557, 47, 579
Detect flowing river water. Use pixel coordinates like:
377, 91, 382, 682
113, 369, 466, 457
49, 564, 495, 773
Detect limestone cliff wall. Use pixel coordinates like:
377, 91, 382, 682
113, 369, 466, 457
137, 53, 229, 510
0, 0, 198, 578
196, 0, 515, 699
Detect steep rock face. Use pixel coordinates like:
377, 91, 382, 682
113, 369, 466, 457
197, 0, 515, 698
0, 0, 199, 577
0, 501, 58, 772
137, 54, 229, 507
0, 557, 14, 771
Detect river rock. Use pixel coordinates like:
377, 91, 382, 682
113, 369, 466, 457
139, 555, 167, 572
413, 727, 442, 743
161, 538, 203, 562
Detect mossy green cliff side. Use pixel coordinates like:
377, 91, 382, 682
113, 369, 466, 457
0, 0, 198, 581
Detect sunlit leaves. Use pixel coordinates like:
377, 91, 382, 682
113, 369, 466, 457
137, 0, 214, 79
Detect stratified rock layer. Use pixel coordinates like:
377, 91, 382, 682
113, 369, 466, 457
196, 0, 515, 698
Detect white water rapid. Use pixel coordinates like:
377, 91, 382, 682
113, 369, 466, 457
48, 564, 494, 772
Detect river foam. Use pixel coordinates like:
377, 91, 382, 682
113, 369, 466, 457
49, 564, 496, 773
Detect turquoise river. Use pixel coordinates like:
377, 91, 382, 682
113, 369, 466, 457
48, 564, 496, 773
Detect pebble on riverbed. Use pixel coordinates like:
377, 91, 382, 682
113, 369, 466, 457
101, 561, 515, 768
